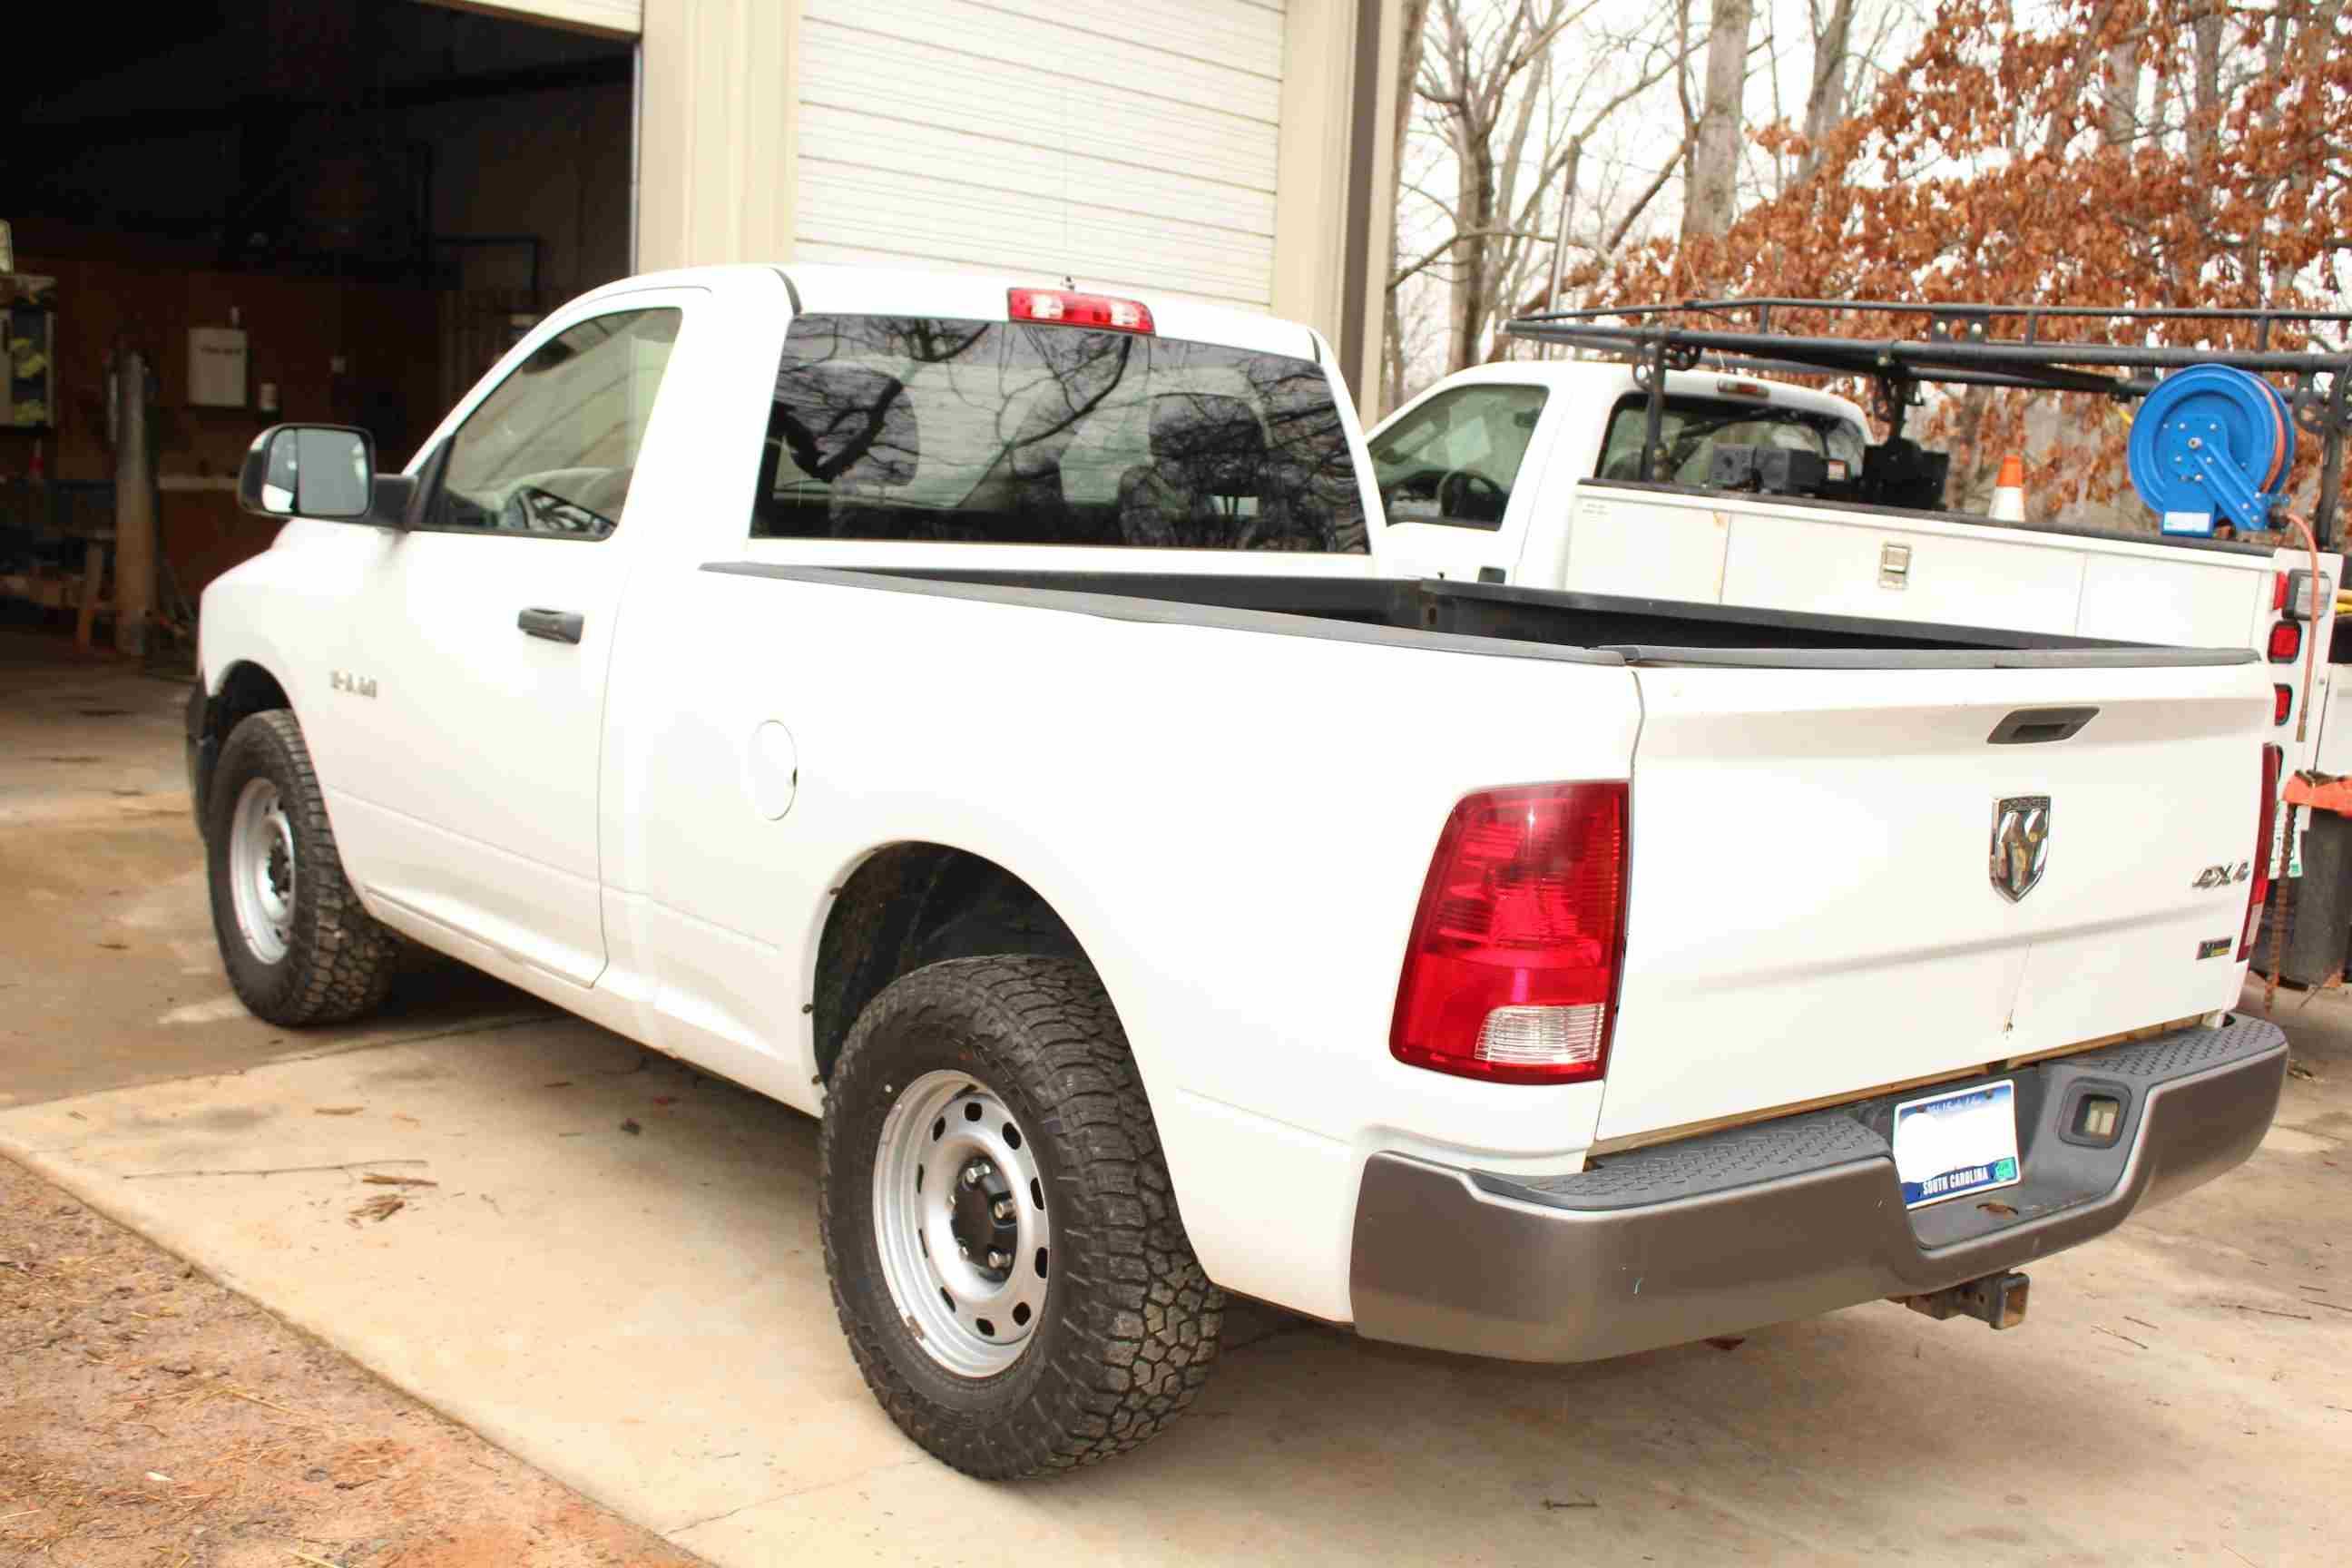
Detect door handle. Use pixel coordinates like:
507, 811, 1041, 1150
517, 607, 584, 644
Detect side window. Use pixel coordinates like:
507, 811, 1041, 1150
1370, 384, 1547, 531
426, 309, 681, 539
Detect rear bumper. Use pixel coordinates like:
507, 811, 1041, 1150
1348, 1015, 2287, 1362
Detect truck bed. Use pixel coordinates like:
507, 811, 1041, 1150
705, 562, 2257, 670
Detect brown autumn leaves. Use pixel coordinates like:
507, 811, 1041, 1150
1608, 0, 2350, 518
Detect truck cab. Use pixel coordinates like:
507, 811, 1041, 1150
1371, 360, 1868, 589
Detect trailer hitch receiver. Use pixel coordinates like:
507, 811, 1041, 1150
1895, 1270, 2031, 1331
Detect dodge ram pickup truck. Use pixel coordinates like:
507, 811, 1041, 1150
190, 265, 2288, 1479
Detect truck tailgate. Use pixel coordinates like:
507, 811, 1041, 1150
1597, 654, 2271, 1143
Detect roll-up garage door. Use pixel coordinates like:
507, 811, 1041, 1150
795, 0, 1286, 309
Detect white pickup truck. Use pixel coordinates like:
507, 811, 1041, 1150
190, 266, 2288, 1479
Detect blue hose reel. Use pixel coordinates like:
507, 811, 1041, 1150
2129, 365, 2296, 535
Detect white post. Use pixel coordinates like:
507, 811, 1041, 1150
1543, 140, 1583, 361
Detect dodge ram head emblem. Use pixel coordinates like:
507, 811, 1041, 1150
1990, 796, 2050, 903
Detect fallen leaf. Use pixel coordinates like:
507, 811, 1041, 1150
349, 1194, 405, 1225
313, 1107, 364, 1117
97, 940, 129, 951
1704, 1336, 1746, 1351
619, 1119, 643, 1136
360, 1174, 437, 1189
543, 1081, 573, 1090
1543, 1496, 1599, 1510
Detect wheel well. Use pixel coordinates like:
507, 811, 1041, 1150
211, 662, 291, 742
813, 844, 1085, 1084
192, 662, 292, 829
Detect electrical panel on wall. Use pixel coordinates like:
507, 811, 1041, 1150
188, 326, 250, 408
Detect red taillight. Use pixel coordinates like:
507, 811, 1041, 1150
1007, 288, 1154, 335
2275, 684, 2294, 725
2273, 573, 2290, 612
1389, 783, 1628, 1084
2269, 622, 2303, 662
2243, 745, 2283, 960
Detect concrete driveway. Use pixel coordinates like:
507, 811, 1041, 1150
5, 633, 2348, 1565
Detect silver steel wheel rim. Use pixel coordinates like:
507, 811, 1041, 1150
872, 1069, 1049, 1377
227, 777, 297, 965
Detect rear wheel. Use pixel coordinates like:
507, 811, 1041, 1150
819, 955, 1222, 1478
205, 710, 397, 1025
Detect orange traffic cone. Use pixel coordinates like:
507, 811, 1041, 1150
1989, 454, 2026, 522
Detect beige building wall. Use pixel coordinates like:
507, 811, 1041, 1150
1270, 2, 1356, 375
1269, 0, 1401, 411
419, 0, 645, 37
636, 0, 801, 277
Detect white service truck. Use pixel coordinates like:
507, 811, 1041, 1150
189, 267, 2288, 1478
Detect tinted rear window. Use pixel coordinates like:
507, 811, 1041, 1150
750, 314, 1367, 552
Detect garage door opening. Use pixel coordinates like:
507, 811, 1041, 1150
3, 0, 636, 655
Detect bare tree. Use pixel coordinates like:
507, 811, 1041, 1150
1415, 0, 1583, 370
1681, 0, 1755, 240
1795, 0, 1858, 183
1396, 0, 1691, 377
1390, 0, 1916, 390
1383, 0, 1434, 412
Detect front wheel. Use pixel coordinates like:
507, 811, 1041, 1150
818, 956, 1222, 1478
205, 710, 397, 1025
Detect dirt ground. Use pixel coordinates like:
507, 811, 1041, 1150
0, 1153, 705, 1568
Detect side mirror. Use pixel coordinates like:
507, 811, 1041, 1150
238, 425, 378, 521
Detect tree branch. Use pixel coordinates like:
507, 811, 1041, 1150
1392, 229, 1565, 292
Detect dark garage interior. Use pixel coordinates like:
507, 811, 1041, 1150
1, 0, 635, 656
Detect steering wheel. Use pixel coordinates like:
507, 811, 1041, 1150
502, 484, 616, 536
1437, 469, 1507, 523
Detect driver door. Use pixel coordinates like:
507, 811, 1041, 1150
1368, 380, 1551, 583
325, 295, 691, 986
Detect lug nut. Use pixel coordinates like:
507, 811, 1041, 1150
956, 1238, 971, 1258
991, 1199, 1014, 1221
961, 1159, 992, 1188
985, 1250, 1010, 1270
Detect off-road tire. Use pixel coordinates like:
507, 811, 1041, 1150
205, 710, 397, 1026
819, 955, 1223, 1478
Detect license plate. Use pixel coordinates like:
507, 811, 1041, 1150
1892, 1081, 2022, 1210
